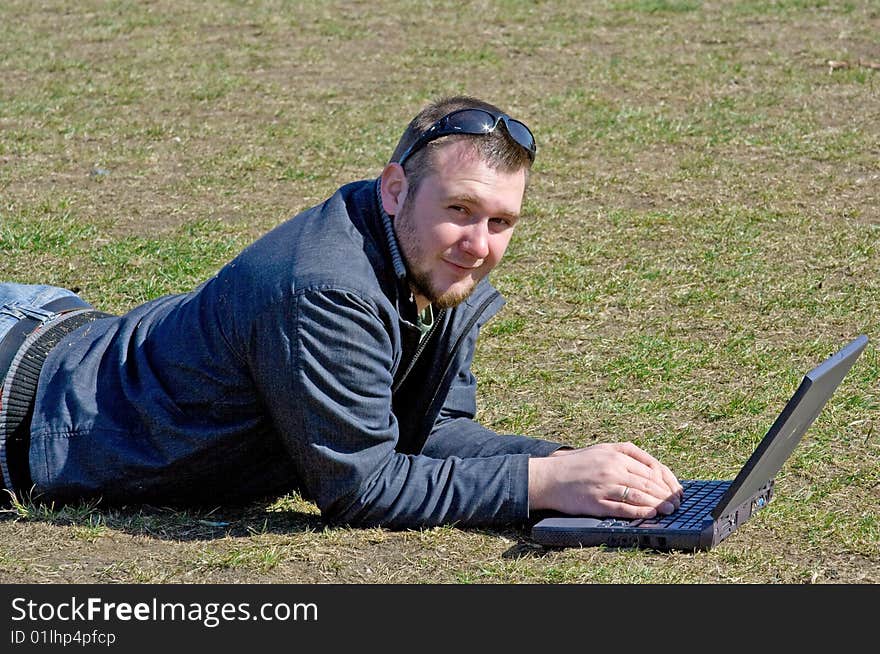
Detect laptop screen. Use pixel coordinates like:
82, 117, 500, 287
711, 335, 867, 519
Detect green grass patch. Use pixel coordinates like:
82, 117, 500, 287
1, 0, 877, 585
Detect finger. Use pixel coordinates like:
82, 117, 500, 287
598, 495, 659, 520
640, 456, 683, 497
619, 473, 672, 503
657, 462, 684, 498
624, 478, 679, 511
616, 442, 683, 498
619, 458, 679, 502
643, 463, 683, 508
615, 484, 676, 515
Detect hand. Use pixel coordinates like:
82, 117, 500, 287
528, 442, 684, 519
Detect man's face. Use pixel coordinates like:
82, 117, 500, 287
393, 140, 527, 310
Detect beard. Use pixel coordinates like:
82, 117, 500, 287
394, 197, 478, 310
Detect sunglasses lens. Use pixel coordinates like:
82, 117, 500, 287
452, 110, 536, 157
505, 119, 536, 156
448, 109, 497, 134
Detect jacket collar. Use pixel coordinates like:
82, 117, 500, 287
374, 178, 408, 282
370, 177, 421, 324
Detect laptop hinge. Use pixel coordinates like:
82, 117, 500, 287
713, 480, 774, 546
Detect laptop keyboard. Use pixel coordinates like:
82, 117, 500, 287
636, 480, 731, 530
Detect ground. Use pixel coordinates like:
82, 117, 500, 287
1, 1, 877, 584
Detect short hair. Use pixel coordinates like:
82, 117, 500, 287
389, 95, 534, 195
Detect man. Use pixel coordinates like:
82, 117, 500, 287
0, 95, 682, 528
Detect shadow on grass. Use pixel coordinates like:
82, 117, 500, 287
1, 488, 325, 543
2, 488, 584, 556
501, 540, 559, 559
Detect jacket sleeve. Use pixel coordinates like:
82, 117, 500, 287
421, 317, 565, 460
423, 369, 565, 458
247, 287, 535, 528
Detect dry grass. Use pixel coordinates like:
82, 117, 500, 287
1, 0, 878, 584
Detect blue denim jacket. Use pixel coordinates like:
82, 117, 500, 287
28, 179, 561, 527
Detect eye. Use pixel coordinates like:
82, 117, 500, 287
489, 217, 515, 229
449, 205, 467, 213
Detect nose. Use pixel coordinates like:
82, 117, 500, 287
459, 220, 490, 260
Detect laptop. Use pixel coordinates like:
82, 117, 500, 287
531, 335, 869, 551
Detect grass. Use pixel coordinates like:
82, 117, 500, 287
0, 0, 878, 584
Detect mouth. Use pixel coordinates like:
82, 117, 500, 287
443, 259, 481, 273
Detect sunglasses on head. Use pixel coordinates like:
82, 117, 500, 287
396, 108, 537, 168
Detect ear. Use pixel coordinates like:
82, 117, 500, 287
380, 162, 409, 216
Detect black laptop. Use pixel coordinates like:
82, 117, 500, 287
531, 335, 869, 551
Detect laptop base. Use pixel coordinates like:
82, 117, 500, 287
531, 479, 774, 551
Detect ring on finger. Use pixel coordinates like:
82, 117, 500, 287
621, 486, 630, 502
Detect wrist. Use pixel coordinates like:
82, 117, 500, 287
528, 455, 552, 512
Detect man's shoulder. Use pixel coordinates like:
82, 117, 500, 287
212, 178, 392, 308
279, 177, 379, 236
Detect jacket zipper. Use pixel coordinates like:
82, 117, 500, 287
392, 308, 446, 394
423, 291, 499, 411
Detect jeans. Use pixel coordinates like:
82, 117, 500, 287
0, 283, 82, 342
1, 284, 86, 492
